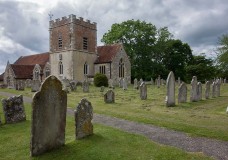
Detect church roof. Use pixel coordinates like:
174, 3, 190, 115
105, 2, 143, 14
11, 65, 34, 79
14, 52, 49, 65
95, 44, 122, 64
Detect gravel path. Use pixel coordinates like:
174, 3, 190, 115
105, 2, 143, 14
1, 91, 227, 160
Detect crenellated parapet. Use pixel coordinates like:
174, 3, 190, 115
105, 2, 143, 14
49, 14, 96, 30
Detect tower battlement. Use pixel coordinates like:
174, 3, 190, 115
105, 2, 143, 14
49, 14, 96, 30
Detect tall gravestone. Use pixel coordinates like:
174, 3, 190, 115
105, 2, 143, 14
205, 81, 210, 99
82, 80, 89, 92
108, 79, 114, 88
134, 78, 138, 89
31, 80, 41, 92
178, 82, 187, 103
75, 98, 93, 139
139, 82, 147, 100
190, 76, 198, 102
70, 80, 77, 91
197, 82, 202, 101
157, 75, 161, 88
151, 78, 154, 85
212, 81, 216, 98
178, 77, 181, 86
166, 71, 175, 107
119, 78, 123, 88
122, 78, 127, 90
215, 79, 221, 97
104, 90, 115, 103
62, 78, 71, 93
2, 95, 26, 124
31, 75, 67, 156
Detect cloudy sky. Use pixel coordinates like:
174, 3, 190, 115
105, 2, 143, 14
0, 0, 228, 73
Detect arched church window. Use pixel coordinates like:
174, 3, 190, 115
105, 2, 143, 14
58, 33, 63, 49
59, 62, 63, 74
84, 62, 89, 75
119, 58, 125, 78
35, 69, 40, 80
45, 68, 50, 77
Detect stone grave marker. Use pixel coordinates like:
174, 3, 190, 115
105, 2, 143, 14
108, 79, 114, 88
178, 82, 187, 103
197, 82, 202, 101
226, 106, 228, 114
122, 78, 127, 90
16, 80, 25, 90
75, 98, 93, 139
25, 79, 32, 88
119, 78, 123, 88
62, 78, 71, 93
31, 75, 67, 156
139, 82, 147, 100
104, 90, 115, 103
190, 76, 198, 102
82, 80, 89, 92
100, 86, 105, 92
70, 80, 77, 91
157, 75, 161, 88
31, 80, 41, 92
166, 71, 175, 107
205, 81, 210, 99
178, 77, 181, 86
215, 79, 221, 97
2, 95, 26, 124
224, 78, 226, 85
151, 78, 154, 85
212, 81, 216, 98
134, 78, 138, 89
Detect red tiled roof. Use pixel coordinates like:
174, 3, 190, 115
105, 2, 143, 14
95, 44, 122, 64
11, 65, 34, 79
14, 52, 49, 65
0, 73, 4, 81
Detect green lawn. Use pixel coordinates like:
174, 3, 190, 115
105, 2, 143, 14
0, 99, 211, 160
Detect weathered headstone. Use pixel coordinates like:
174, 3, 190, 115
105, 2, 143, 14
82, 80, 89, 92
31, 80, 41, 92
178, 77, 181, 86
75, 98, 93, 139
25, 79, 32, 88
190, 76, 198, 102
2, 95, 26, 124
205, 81, 210, 99
104, 90, 115, 103
151, 78, 154, 85
134, 78, 138, 89
215, 79, 221, 97
139, 82, 147, 100
212, 81, 216, 98
166, 71, 175, 107
178, 82, 187, 103
62, 78, 71, 93
197, 82, 202, 101
108, 79, 114, 88
31, 75, 67, 156
122, 78, 127, 90
70, 80, 77, 91
161, 79, 164, 85
17, 80, 25, 90
119, 78, 123, 88
100, 86, 105, 92
157, 75, 161, 88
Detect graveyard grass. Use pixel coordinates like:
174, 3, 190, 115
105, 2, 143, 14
0, 98, 211, 160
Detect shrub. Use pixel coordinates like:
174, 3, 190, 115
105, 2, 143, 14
94, 73, 108, 87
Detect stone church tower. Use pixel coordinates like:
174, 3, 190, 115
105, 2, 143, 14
49, 14, 97, 81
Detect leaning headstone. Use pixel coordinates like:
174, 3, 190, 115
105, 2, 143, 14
178, 82, 187, 103
166, 71, 175, 107
75, 98, 93, 139
157, 75, 161, 88
139, 82, 147, 100
100, 86, 105, 92
104, 90, 115, 103
82, 80, 89, 92
2, 95, 26, 124
212, 81, 216, 98
122, 78, 127, 90
205, 81, 210, 99
197, 82, 202, 101
190, 76, 198, 102
134, 78, 138, 89
108, 79, 114, 88
215, 79, 221, 97
31, 75, 67, 156
31, 80, 41, 92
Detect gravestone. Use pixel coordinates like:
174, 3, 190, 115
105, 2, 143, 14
119, 78, 123, 88
161, 79, 164, 85
197, 82, 202, 101
70, 80, 77, 91
108, 79, 114, 88
224, 78, 226, 85
62, 78, 71, 93
17, 80, 25, 90
122, 78, 127, 90
31, 75, 67, 156
178, 77, 181, 86
104, 90, 115, 103
226, 106, 228, 114
31, 80, 41, 92
25, 79, 32, 88
205, 81, 210, 99
139, 82, 147, 100
212, 81, 216, 98
215, 79, 221, 97
134, 78, 138, 89
178, 82, 187, 103
2, 95, 26, 124
75, 98, 93, 139
100, 86, 105, 92
82, 80, 89, 92
157, 75, 161, 88
190, 76, 198, 102
151, 78, 154, 85
166, 71, 175, 107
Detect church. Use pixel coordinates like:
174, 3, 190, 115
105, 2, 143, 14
1, 14, 131, 88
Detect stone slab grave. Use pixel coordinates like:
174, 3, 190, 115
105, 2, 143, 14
16, 80, 25, 91
134, 78, 138, 89
139, 82, 147, 100
25, 79, 32, 88
31, 80, 41, 92
2, 95, 26, 124
62, 78, 71, 93
178, 82, 187, 103
100, 86, 105, 92
119, 78, 123, 88
75, 98, 93, 139
70, 80, 77, 91
104, 90, 115, 103
82, 80, 89, 92
122, 78, 127, 90
197, 82, 202, 101
166, 71, 175, 107
31, 75, 67, 156
212, 81, 216, 98
108, 79, 114, 88
190, 76, 198, 102
205, 81, 210, 99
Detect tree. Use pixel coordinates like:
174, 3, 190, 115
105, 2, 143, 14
186, 54, 216, 82
101, 20, 173, 80
216, 34, 228, 77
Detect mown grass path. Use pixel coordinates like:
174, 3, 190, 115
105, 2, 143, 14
0, 91, 227, 160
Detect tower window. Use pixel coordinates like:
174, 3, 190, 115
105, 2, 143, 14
59, 61, 63, 74
83, 37, 88, 50
84, 62, 89, 75
59, 54, 62, 60
58, 33, 62, 49
99, 65, 106, 74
